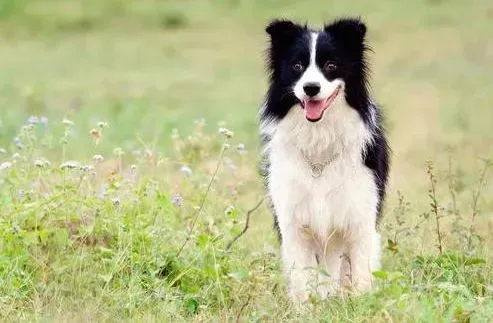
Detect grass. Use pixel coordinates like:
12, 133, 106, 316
0, 0, 493, 321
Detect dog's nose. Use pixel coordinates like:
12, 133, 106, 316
303, 82, 321, 97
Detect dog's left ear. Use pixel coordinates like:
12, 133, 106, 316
324, 17, 367, 49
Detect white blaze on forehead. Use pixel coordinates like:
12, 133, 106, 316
310, 32, 318, 66
299, 32, 322, 89
293, 31, 342, 102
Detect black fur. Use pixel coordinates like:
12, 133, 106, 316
363, 104, 390, 223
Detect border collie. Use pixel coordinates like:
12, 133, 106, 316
259, 17, 389, 302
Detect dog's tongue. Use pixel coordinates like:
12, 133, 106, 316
304, 100, 326, 120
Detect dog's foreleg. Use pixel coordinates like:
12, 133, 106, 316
280, 225, 318, 303
348, 227, 381, 292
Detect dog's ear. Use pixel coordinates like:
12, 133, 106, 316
265, 19, 303, 46
265, 20, 304, 72
324, 17, 367, 50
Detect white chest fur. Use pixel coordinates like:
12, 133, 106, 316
265, 101, 378, 238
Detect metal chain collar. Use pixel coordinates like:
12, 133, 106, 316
301, 150, 340, 178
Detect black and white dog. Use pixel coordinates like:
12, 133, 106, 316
260, 18, 389, 302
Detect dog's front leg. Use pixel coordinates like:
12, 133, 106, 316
280, 225, 318, 303
348, 227, 381, 292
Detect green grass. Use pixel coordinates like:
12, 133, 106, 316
1, 0, 493, 321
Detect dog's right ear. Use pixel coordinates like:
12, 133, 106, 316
265, 19, 303, 46
265, 20, 303, 73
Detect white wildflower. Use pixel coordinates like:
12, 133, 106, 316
34, 159, 45, 168
0, 161, 12, 171
60, 160, 81, 170
180, 165, 192, 176
82, 165, 95, 172
62, 118, 74, 126
92, 154, 104, 163
27, 116, 39, 125
218, 127, 234, 138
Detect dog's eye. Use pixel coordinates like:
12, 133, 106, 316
293, 63, 304, 72
323, 62, 337, 73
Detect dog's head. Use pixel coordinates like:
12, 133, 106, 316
265, 18, 369, 122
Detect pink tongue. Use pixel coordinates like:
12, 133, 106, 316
304, 100, 326, 120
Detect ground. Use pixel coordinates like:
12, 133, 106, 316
0, 0, 493, 321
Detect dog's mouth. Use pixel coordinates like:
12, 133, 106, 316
300, 86, 341, 122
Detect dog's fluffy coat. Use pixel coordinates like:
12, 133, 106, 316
259, 18, 389, 302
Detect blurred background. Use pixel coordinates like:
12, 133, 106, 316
1, 0, 493, 244
1, 0, 492, 194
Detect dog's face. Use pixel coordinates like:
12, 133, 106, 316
265, 18, 368, 122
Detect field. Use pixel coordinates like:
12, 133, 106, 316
1, 0, 493, 321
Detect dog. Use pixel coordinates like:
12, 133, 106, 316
259, 17, 389, 302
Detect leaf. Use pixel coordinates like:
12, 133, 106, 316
98, 246, 114, 258
413, 255, 426, 266
317, 267, 331, 277
387, 239, 398, 253
109, 181, 121, 189
184, 297, 199, 314
196, 233, 210, 249
372, 270, 388, 280
464, 258, 486, 266
37, 229, 49, 246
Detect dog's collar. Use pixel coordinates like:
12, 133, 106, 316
301, 150, 340, 178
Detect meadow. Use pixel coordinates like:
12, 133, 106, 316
0, 0, 493, 321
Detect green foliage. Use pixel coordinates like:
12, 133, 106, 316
0, 115, 492, 321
